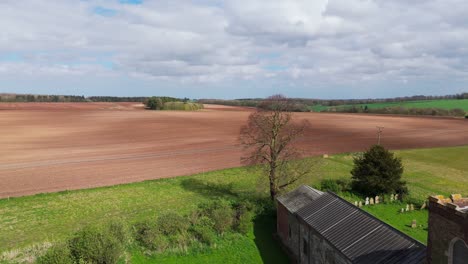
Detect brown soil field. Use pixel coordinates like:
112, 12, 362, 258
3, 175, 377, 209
0, 103, 467, 198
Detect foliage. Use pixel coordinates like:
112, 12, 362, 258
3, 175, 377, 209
163, 102, 203, 111
68, 224, 127, 264
134, 221, 169, 252
144, 96, 181, 110
144, 97, 203, 111
351, 145, 407, 196
190, 216, 217, 245
240, 94, 312, 200
156, 212, 190, 236
234, 202, 255, 235
319, 179, 341, 193
197, 199, 234, 234
36, 244, 73, 264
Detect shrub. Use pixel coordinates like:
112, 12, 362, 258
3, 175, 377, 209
68, 225, 125, 264
190, 216, 216, 245
107, 220, 130, 245
156, 212, 190, 236
198, 199, 234, 234
134, 221, 168, 251
36, 244, 73, 264
351, 145, 407, 197
233, 200, 255, 235
320, 179, 341, 193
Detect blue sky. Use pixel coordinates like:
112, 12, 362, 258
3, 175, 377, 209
0, 0, 467, 99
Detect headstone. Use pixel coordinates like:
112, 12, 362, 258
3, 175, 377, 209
395, 194, 399, 201
420, 202, 427, 210
410, 204, 415, 211
411, 219, 417, 228
401, 208, 405, 213
354, 201, 358, 207
365, 197, 370, 205
370, 198, 374, 205
358, 201, 363, 208
390, 194, 395, 202
405, 204, 410, 212
375, 196, 380, 204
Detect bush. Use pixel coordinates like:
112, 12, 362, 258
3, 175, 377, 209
190, 216, 216, 245
68, 225, 125, 264
198, 199, 234, 234
351, 145, 407, 196
320, 179, 341, 193
134, 221, 169, 251
36, 244, 73, 264
156, 212, 190, 236
232, 200, 255, 235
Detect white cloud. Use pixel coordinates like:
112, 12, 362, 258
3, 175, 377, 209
0, 0, 467, 98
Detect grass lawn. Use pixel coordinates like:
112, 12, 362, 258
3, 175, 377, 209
1, 145, 467, 262
313, 99, 468, 112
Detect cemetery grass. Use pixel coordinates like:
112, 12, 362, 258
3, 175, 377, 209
0, 146, 467, 258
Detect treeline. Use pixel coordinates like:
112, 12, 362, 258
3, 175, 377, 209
324, 105, 467, 117
0, 93, 87, 102
196, 99, 260, 107
88, 96, 148, 102
199, 92, 468, 108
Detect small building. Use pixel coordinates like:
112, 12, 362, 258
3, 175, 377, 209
277, 186, 427, 264
427, 194, 468, 264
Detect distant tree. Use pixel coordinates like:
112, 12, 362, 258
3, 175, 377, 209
145, 97, 163, 110
351, 145, 407, 196
240, 95, 312, 200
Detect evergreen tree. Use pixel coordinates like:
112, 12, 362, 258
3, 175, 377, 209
351, 145, 407, 196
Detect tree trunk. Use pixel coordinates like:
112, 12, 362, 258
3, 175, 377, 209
269, 166, 277, 200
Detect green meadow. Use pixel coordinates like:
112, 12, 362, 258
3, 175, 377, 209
1, 145, 467, 262
311, 99, 468, 112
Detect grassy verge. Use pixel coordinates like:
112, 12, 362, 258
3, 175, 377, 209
1, 146, 467, 261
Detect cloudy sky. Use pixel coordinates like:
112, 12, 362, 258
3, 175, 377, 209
1, 0, 468, 99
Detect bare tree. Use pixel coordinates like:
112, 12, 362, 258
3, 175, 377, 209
240, 95, 311, 200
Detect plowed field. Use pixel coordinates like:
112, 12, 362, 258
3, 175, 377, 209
0, 103, 466, 198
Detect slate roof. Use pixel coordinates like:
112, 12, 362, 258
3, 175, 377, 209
295, 191, 427, 264
277, 185, 324, 213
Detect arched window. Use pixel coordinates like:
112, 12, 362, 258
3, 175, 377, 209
450, 238, 468, 264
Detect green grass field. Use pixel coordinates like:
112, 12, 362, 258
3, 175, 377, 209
310, 99, 468, 112
1, 146, 467, 262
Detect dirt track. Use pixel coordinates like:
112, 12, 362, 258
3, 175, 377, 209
0, 103, 467, 198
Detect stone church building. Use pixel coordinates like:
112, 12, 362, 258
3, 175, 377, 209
277, 185, 468, 264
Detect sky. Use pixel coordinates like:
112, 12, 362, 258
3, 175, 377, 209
1, 0, 468, 99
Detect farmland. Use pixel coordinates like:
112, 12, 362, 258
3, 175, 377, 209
0, 145, 467, 262
0, 103, 467, 198
311, 99, 468, 112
